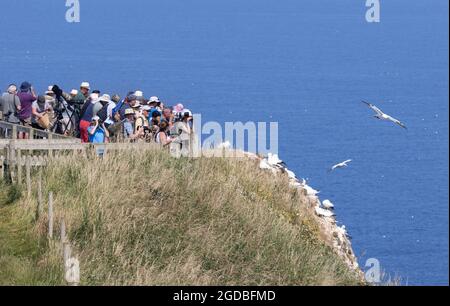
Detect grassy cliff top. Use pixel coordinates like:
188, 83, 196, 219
0, 148, 362, 285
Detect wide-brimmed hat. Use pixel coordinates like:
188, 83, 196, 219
131, 102, 141, 108
45, 86, 55, 95
99, 94, 113, 104
124, 108, 135, 116
149, 96, 160, 103
70, 89, 78, 96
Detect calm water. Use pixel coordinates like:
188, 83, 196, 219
0, 0, 448, 285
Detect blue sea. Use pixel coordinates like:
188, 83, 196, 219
0, 0, 448, 285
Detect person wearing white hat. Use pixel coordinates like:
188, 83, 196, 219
70, 81, 90, 107
135, 105, 150, 136
149, 96, 160, 104
122, 107, 137, 140
98, 94, 117, 126
0, 84, 21, 124
70, 89, 78, 97
79, 92, 101, 142
87, 115, 109, 144
79, 81, 90, 98
80, 81, 90, 90
45, 86, 55, 96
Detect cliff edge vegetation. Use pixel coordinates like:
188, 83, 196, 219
0, 148, 362, 285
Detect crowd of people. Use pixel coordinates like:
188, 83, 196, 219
0, 81, 194, 150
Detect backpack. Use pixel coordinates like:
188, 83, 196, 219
96, 103, 109, 122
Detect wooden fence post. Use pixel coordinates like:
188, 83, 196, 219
48, 192, 54, 239
17, 149, 22, 185
0, 156, 4, 181
37, 169, 43, 218
12, 125, 17, 140
60, 219, 66, 244
26, 156, 31, 198
9, 144, 16, 184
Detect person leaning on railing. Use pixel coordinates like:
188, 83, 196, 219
31, 95, 53, 130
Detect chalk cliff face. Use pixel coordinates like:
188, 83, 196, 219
240, 150, 362, 276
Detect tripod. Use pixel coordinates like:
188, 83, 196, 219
52, 96, 79, 137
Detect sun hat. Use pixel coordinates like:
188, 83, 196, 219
135, 90, 144, 97
141, 105, 151, 111
45, 86, 55, 95
183, 109, 193, 117
80, 82, 90, 89
131, 102, 141, 108
173, 103, 184, 113
149, 96, 160, 103
70, 89, 78, 95
99, 94, 112, 104
124, 108, 135, 116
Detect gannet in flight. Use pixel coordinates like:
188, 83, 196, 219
329, 159, 352, 172
362, 101, 407, 129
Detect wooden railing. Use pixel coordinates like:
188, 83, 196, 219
0, 121, 69, 140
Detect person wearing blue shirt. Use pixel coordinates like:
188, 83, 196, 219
88, 116, 109, 143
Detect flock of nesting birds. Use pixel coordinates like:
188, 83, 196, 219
257, 100, 408, 238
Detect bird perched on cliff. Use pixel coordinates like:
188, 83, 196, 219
315, 206, 335, 218
322, 199, 335, 210
301, 179, 320, 196
362, 100, 407, 129
329, 160, 352, 172
267, 153, 286, 167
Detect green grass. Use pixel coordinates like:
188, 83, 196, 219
0, 149, 363, 285
0, 182, 63, 285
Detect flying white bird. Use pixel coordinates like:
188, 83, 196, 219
329, 159, 352, 172
362, 100, 407, 129
322, 199, 335, 210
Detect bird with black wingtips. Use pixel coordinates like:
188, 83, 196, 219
362, 100, 407, 129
